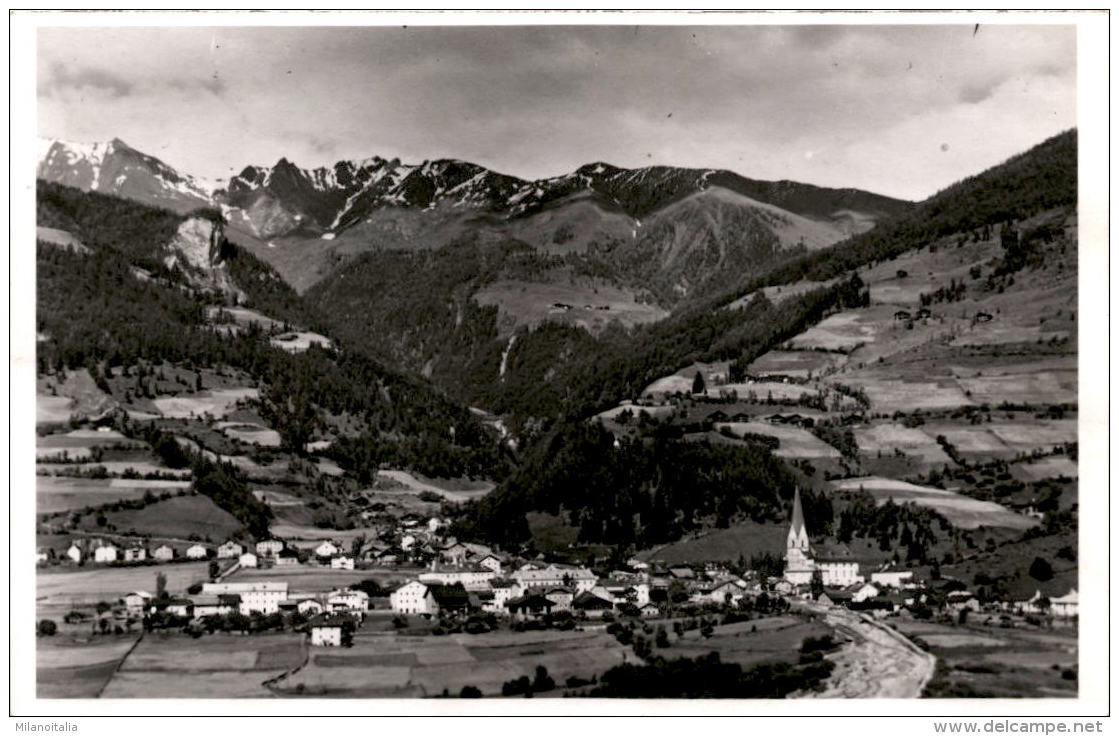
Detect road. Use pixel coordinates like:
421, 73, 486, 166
799, 604, 937, 699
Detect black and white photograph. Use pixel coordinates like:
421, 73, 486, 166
9, 9, 1110, 722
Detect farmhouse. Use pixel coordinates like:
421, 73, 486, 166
238, 552, 258, 568
572, 591, 614, 618
871, 567, 914, 588
276, 550, 301, 566
217, 541, 244, 559
476, 554, 503, 574
314, 541, 339, 558
152, 545, 175, 561
65, 543, 83, 563
542, 587, 575, 611
201, 581, 288, 615
330, 556, 355, 570
506, 593, 556, 621
390, 581, 435, 615
484, 580, 516, 613
256, 539, 284, 557
297, 598, 325, 616
186, 544, 209, 559
309, 614, 351, 647
123, 546, 147, 562
124, 591, 152, 613
1051, 589, 1079, 618
326, 588, 369, 614
191, 595, 234, 617
94, 544, 119, 563
428, 584, 473, 615
784, 487, 865, 587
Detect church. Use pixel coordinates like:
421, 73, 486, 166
784, 487, 863, 587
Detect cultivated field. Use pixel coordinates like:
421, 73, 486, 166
1010, 456, 1078, 482
37, 562, 212, 605
831, 477, 1037, 531
854, 424, 954, 465
217, 421, 283, 447
100, 632, 304, 698
745, 350, 847, 379
270, 331, 333, 353
277, 628, 630, 697
74, 495, 244, 541
892, 619, 1078, 698
715, 421, 841, 459
670, 615, 831, 669
375, 470, 493, 503
37, 634, 139, 698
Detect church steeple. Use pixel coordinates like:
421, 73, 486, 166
787, 486, 810, 551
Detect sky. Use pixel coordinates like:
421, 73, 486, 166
37, 22, 1076, 201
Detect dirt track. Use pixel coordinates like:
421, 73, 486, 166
800, 605, 936, 699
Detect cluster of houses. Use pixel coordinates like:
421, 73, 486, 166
38, 537, 218, 565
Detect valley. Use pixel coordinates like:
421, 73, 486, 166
32, 128, 1078, 701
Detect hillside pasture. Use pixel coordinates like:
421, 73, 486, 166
1010, 456, 1078, 482
922, 425, 1013, 458
986, 420, 1077, 455
785, 309, 888, 352
152, 388, 258, 419
854, 424, 955, 465
839, 375, 973, 412
74, 495, 243, 541
725, 279, 836, 310
375, 469, 493, 503
745, 350, 846, 379
954, 368, 1077, 407
205, 305, 286, 332
38, 395, 73, 424
474, 279, 667, 337
636, 520, 787, 564
831, 476, 1036, 530
269, 331, 333, 353
670, 616, 831, 669
36, 476, 155, 515
715, 421, 840, 459
217, 421, 282, 447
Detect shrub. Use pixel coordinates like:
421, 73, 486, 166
460, 685, 482, 698
37, 619, 58, 637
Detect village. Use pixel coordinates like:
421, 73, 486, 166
35, 484, 1078, 698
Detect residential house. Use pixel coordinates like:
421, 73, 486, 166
331, 556, 355, 571
326, 588, 370, 614
155, 598, 193, 618
238, 552, 258, 568
390, 581, 435, 615
191, 595, 234, 617
65, 543, 83, 563
484, 580, 516, 614
400, 534, 418, 552
152, 545, 175, 561
217, 541, 243, 559
124, 591, 152, 614
314, 541, 339, 559
572, 591, 614, 618
36, 547, 50, 564
696, 580, 749, 606
427, 517, 445, 534
201, 582, 288, 615
542, 587, 575, 612
256, 539, 284, 557
297, 598, 325, 617
275, 550, 301, 566
851, 582, 881, 603
94, 544, 119, 563
476, 554, 503, 574
123, 546, 147, 562
1051, 589, 1079, 618
945, 590, 981, 615
506, 593, 556, 621
668, 567, 696, 581
639, 602, 661, 618
428, 584, 473, 615
185, 544, 209, 560
309, 614, 350, 646
441, 542, 469, 564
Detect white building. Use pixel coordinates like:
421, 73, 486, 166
851, 582, 880, 603
314, 541, 339, 558
419, 564, 496, 590
871, 568, 915, 588
124, 591, 152, 614
331, 556, 355, 570
485, 581, 516, 613
512, 565, 597, 594
1051, 589, 1079, 618
427, 517, 445, 533
476, 555, 503, 574
94, 545, 119, 563
238, 552, 258, 568
327, 588, 369, 613
186, 544, 209, 559
256, 539, 284, 557
201, 581, 288, 615
297, 599, 325, 616
153, 545, 175, 561
310, 618, 344, 646
65, 544, 83, 563
217, 541, 244, 559
390, 581, 435, 615
123, 546, 147, 562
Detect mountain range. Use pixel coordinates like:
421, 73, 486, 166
37, 138, 911, 297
